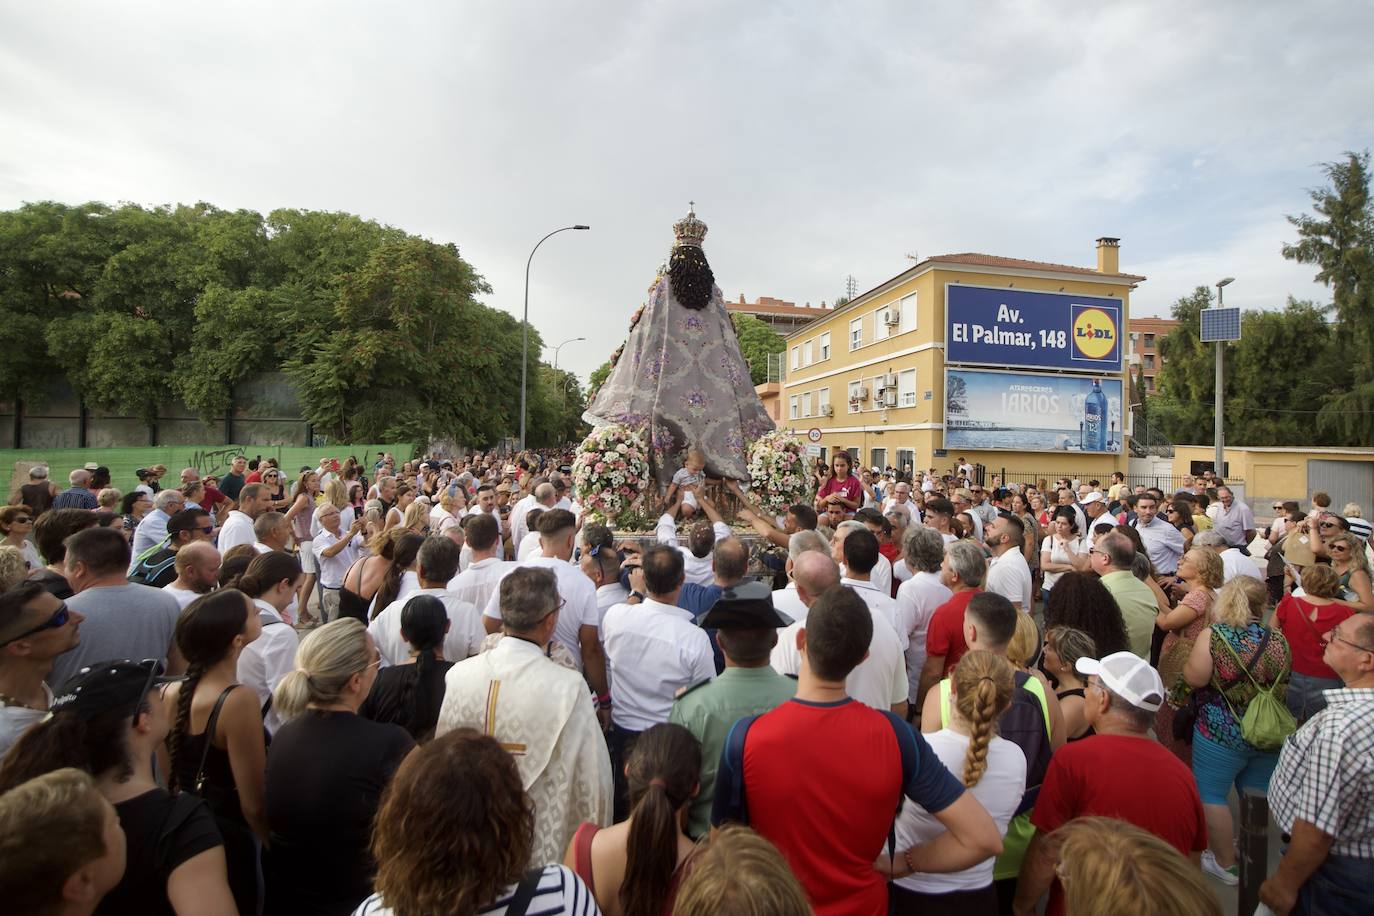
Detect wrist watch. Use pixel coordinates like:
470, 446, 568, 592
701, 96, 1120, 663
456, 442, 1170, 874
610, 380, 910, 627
629, 591, 646, 603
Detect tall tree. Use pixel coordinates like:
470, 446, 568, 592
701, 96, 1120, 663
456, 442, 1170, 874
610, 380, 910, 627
729, 313, 785, 386
1148, 286, 1216, 445
1282, 150, 1374, 441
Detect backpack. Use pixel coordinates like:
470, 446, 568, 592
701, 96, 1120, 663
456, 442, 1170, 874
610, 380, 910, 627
128, 550, 178, 588
1215, 629, 1296, 752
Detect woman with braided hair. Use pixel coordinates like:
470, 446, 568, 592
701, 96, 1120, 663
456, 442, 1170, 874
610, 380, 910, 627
887, 651, 1027, 914
163, 588, 268, 916
564, 722, 702, 916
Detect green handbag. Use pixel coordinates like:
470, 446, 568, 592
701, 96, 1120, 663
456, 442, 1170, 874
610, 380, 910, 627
1215, 629, 1296, 752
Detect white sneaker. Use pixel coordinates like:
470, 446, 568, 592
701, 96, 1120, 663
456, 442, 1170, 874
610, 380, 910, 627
1201, 849, 1239, 886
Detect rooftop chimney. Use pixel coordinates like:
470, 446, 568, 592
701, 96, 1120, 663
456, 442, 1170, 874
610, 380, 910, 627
1096, 237, 1120, 275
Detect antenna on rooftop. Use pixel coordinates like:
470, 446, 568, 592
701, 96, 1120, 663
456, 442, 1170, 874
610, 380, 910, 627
905, 250, 920, 263
844, 274, 858, 300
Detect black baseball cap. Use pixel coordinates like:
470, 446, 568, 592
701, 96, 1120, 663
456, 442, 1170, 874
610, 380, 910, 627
52, 659, 181, 720
700, 581, 793, 630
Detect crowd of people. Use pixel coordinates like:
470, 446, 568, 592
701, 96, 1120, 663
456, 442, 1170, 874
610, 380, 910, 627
1, 447, 1371, 916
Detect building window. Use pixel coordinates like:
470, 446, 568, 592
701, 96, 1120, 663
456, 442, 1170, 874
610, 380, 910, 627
789, 395, 799, 419
898, 368, 917, 407
896, 449, 914, 474
1144, 355, 1155, 369
790, 346, 800, 370
850, 318, 863, 350
1146, 378, 1155, 392
871, 448, 887, 472
804, 340, 814, 366
874, 306, 892, 341
818, 387, 830, 416
819, 331, 831, 360
899, 293, 917, 332
848, 380, 863, 412
801, 392, 813, 418
1144, 333, 1155, 348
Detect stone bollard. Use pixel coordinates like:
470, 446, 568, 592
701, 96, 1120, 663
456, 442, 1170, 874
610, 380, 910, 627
1237, 788, 1269, 916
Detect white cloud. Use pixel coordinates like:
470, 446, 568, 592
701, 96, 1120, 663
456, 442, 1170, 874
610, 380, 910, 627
0, 0, 1369, 382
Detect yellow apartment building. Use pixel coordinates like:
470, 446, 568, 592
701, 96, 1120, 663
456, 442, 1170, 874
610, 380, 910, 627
780, 239, 1145, 480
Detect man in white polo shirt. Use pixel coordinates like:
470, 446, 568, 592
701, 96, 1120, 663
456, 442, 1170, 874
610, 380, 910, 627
985, 514, 1034, 612
370, 537, 484, 666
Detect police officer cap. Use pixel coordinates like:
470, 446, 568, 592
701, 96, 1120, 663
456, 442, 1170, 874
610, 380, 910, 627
700, 580, 793, 629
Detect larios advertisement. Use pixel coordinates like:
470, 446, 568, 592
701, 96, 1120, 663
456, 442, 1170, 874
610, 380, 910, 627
944, 369, 1123, 453
945, 285, 1123, 372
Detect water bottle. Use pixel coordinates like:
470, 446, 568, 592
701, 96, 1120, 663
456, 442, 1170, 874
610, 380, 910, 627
1083, 379, 1108, 451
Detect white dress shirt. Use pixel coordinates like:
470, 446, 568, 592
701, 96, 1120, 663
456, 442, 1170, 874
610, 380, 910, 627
517, 530, 544, 561
841, 577, 905, 650
312, 527, 363, 589
217, 510, 257, 554
883, 499, 920, 528
1219, 547, 1264, 583
895, 571, 953, 700
481, 556, 600, 667
656, 513, 732, 588
448, 556, 516, 613
237, 599, 300, 734
986, 549, 1034, 612
595, 583, 629, 626
508, 494, 538, 547
369, 586, 485, 666
771, 599, 907, 712
602, 598, 715, 732
1134, 516, 1186, 575
459, 505, 505, 567
770, 583, 809, 627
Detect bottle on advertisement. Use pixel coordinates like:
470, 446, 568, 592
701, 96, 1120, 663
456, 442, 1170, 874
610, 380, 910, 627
1083, 379, 1108, 452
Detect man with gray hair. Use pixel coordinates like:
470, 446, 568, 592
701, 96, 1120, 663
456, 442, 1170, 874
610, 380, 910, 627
129, 488, 188, 573
1192, 528, 1263, 584
52, 468, 98, 511
436, 567, 612, 867
896, 526, 953, 704
915, 540, 987, 707
252, 512, 291, 554
1015, 651, 1206, 915
772, 529, 829, 623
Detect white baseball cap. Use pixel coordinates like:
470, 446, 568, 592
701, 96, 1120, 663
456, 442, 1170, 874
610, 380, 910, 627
1081, 492, 1105, 506
1075, 651, 1165, 712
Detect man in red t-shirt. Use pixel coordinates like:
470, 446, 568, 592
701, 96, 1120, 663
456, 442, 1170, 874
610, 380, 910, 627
1013, 652, 1207, 916
915, 540, 986, 706
713, 585, 1003, 916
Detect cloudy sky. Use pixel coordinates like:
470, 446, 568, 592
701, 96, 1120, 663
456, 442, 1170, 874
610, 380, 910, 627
3, 1, 1371, 381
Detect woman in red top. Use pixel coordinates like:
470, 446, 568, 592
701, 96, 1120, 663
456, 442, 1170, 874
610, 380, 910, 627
1272, 563, 1352, 724
565, 723, 700, 916
814, 450, 862, 516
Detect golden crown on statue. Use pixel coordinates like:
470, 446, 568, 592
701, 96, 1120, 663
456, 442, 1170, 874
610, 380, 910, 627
672, 203, 708, 248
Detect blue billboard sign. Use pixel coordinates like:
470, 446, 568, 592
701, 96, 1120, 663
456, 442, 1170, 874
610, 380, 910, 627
945, 284, 1123, 372
944, 368, 1123, 453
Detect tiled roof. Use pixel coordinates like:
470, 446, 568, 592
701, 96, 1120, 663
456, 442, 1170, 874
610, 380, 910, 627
927, 252, 1146, 282
727, 300, 828, 319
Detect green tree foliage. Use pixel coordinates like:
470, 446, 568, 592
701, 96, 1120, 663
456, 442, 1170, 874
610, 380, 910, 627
1282, 150, 1374, 441
729, 313, 785, 386
0, 201, 569, 446
1149, 286, 1216, 444
587, 360, 612, 395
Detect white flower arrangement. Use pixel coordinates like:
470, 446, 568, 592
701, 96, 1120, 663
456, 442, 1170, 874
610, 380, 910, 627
746, 431, 813, 517
572, 424, 652, 526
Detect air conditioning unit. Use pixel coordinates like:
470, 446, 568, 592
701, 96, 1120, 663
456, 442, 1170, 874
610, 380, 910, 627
821, 404, 835, 417
884, 372, 898, 387
884, 311, 901, 327
884, 390, 898, 408
854, 387, 870, 401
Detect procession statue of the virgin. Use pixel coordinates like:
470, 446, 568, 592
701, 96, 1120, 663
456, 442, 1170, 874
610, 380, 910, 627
583, 207, 775, 486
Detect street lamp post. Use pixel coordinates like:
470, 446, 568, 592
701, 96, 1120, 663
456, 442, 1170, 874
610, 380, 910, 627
1214, 277, 1234, 477
520, 225, 589, 451
551, 336, 586, 405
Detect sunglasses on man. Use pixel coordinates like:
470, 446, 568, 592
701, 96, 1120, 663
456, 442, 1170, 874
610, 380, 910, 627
0, 602, 71, 647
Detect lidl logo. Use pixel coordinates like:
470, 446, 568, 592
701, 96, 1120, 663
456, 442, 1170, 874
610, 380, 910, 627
1071, 306, 1117, 360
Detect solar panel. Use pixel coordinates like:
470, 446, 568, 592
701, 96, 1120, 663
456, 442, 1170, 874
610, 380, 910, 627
1200, 307, 1241, 342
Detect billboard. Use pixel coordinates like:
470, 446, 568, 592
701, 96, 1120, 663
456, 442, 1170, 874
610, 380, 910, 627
944, 368, 1123, 453
945, 284, 1123, 372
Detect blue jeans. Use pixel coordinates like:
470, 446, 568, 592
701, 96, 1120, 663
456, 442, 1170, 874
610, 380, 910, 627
1295, 853, 1374, 915
1286, 672, 1342, 725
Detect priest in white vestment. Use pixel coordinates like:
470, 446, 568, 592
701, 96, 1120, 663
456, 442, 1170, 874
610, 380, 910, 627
435, 565, 612, 867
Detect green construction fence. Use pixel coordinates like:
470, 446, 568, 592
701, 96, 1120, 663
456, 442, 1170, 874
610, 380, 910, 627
4, 443, 419, 498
